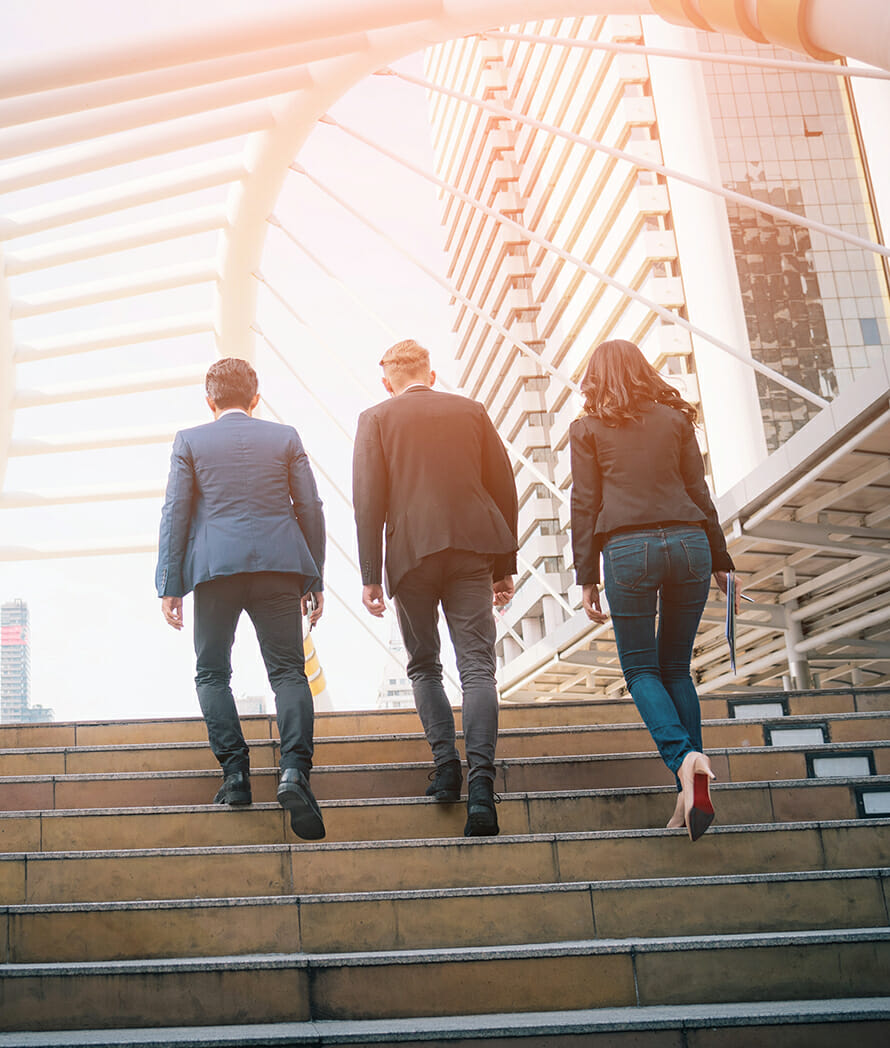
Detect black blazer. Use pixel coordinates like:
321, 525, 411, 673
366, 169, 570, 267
569, 402, 733, 585
353, 386, 519, 595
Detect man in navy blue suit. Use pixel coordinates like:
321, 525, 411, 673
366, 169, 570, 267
156, 357, 326, 839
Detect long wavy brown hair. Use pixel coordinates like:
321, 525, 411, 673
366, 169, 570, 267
580, 339, 697, 426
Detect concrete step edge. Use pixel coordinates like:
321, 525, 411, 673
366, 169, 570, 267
2, 708, 888, 755
3, 815, 884, 862
1, 999, 889, 1046
6, 866, 889, 914
3, 927, 889, 976
4, 739, 889, 783
3, 774, 888, 818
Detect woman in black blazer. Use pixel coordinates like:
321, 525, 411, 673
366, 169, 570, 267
569, 339, 736, 841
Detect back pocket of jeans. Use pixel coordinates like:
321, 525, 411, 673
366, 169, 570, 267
680, 533, 711, 581
605, 542, 648, 589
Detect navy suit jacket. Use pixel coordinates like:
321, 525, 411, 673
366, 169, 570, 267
155, 411, 325, 598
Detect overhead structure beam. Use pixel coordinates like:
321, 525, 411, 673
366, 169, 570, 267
14, 365, 206, 409
0, 485, 165, 508
10, 261, 218, 319
8, 424, 185, 457
3, 209, 228, 276
0, 102, 276, 196
0, 35, 372, 130
0, 156, 245, 241
14, 313, 215, 365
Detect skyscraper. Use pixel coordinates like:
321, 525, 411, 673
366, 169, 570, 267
1, 600, 53, 723
424, 14, 889, 683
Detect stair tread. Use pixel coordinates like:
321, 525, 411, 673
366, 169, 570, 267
0, 999, 888, 1047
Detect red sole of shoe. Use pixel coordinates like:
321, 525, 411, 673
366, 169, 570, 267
688, 771, 715, 842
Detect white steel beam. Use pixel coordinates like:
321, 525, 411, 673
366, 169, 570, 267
0, 68, 313, 164
0, 539, 157, 561
14, 313, 215, 365
3, 209, 228, 276
484, 29, 890, 80
0, 35, 372, 130
0, 485, 165, 508
14, 365, 206, 408
8, 424, 185, 456
0, 1, 444, 97
0, 103, 275, 196
10, 261, 218, 319
0, 156, 245, 241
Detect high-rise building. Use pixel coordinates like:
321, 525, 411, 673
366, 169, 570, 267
376, 621, 415, 710
1, 599, 30, 723
424, 14, 890, 685
1, 599, 53, 723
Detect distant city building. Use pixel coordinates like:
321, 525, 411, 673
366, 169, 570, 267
376, 622, 415, 710
234, 695, 268, 716
425, 14, 890, 679
1, 599, 54, 724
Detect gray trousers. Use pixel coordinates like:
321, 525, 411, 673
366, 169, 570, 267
393, 549, 499, 783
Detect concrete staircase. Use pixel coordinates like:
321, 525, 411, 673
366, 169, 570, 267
1, 687, 889, 1044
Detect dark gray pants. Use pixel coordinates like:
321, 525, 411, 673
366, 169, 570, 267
393, 549, 499, 783
193, 571, 314, 777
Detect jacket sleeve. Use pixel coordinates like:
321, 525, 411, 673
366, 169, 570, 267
480, 405, 519, 580
287, 429, 326, 588
352, 410, 389, 586
155, 431, 195, 598
679, 419, 734, 573
569, 418, 604, 585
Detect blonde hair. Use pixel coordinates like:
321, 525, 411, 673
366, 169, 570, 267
379, 339, 431, 382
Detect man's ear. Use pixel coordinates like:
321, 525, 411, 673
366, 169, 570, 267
429, 370, 436, 388
206, 396, 217, 415
382, 376, 395, 396
248, 392, 261, 414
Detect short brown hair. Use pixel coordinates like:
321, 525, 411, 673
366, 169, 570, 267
205, 357, 258, 410
379, 339, 431, 379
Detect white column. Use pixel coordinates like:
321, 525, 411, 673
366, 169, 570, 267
644, 18, 768, 494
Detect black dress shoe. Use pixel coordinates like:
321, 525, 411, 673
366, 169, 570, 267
213, 769, 251, 806
464, 778, 499, 837
277, 768, 325, 840
425, 759, 462, 802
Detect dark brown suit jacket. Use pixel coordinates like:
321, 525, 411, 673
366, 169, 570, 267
353, 386, 519, 596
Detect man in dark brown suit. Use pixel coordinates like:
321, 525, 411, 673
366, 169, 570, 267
353, 340, 518, 836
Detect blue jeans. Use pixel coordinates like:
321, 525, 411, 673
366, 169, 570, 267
602, 525, 711, 781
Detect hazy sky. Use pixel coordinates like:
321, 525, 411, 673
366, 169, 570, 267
0, 0, 464, 721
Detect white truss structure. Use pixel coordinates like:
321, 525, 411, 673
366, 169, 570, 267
1, 1, 889, 703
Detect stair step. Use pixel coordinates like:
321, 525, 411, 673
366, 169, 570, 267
1, 999, 887, 1047
4, 818, 888, 904
2, 711, 887, 784
5, 867, 889, 963
2, 778, 887, 853
3, 740, 888, 812
1, 688, 886, 750
2, 929, 888, 1030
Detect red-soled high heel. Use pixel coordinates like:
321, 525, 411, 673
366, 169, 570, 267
678, 751, 715, 842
